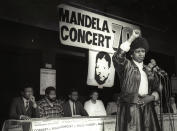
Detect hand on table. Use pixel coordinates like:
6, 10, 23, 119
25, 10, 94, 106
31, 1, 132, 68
20, 115, 31, 120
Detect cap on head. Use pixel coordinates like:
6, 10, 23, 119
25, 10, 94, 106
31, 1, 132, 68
129, 37, 149, 54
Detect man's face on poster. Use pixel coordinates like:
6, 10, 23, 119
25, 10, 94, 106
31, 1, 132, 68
95, 56, 110, 85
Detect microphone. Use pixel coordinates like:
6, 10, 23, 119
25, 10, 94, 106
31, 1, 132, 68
153, 65, 168, 76
148, 59, 167, 76
159, 70, 168, 76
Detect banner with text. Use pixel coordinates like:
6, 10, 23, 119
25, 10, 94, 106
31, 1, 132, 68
31, 117, 116, 131
58, 4, 140, 53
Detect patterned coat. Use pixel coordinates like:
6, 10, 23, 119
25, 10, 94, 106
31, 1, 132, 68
112, 48, 161, 131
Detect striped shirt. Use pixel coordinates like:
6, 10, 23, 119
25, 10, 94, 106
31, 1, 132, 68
37, 97, 64, 118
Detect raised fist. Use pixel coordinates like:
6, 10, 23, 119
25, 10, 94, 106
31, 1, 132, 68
132, 29, 141, 39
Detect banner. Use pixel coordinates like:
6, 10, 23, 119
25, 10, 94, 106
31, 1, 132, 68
40, 68, 56, 95
2, 115, 177, 131
58, 4, 139, 53
31, 117, 116, 131
87, 50, 115, 88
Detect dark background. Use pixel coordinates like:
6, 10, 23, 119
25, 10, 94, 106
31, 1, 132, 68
0, 0, 177, 128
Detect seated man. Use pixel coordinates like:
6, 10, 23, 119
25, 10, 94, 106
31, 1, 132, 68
63, 89, 88, 117
9, 85, 39, 120
38, 86, 64, 118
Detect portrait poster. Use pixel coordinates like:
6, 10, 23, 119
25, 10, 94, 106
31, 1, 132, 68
40, 68, 56, 95
87, 50, 115, 88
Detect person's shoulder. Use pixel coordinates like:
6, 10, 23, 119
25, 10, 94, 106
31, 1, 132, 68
10, 97, 22, 106
37, 98, 47, 106
85, 100, 90, 103
12, 97, 22, 102
56, 99, 64, 105
84, 100, 91, 105
107, 101, 116, 106
63, 100, 70, 106
76, 100, 83, 105
97, 100, 104, 104
72, 101, 83, 108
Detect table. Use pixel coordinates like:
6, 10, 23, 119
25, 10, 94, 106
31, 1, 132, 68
2, 114, 177, 131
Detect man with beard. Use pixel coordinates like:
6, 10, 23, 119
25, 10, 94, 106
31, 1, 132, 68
38, 86, 64, 118
63, 88, 88, 117
95, 51, 111, 85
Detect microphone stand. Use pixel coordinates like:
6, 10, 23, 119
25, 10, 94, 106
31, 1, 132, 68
164, 75, 175, 131
159, 73, 175, 131
115, 102, 119, 131
159, 75, 163, 131
150, 61, 175, 130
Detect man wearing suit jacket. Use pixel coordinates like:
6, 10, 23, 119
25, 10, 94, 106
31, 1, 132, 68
63, 89, 88, 117
9, 85, 39, 120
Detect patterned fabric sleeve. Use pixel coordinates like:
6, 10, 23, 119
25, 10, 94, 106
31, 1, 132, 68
57, 100, 64, 116
37, 102, 46, 118
112, 48, 131, 78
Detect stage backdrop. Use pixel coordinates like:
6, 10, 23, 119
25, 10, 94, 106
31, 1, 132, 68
58, 3, 140, 87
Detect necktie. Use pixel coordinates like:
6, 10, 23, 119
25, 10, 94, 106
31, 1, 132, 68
26, 101, 29, 111
73, 102, 76, 115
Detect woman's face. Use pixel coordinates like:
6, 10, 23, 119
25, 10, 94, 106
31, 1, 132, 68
132, 48, 146, 63
91, 92, 99, 101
